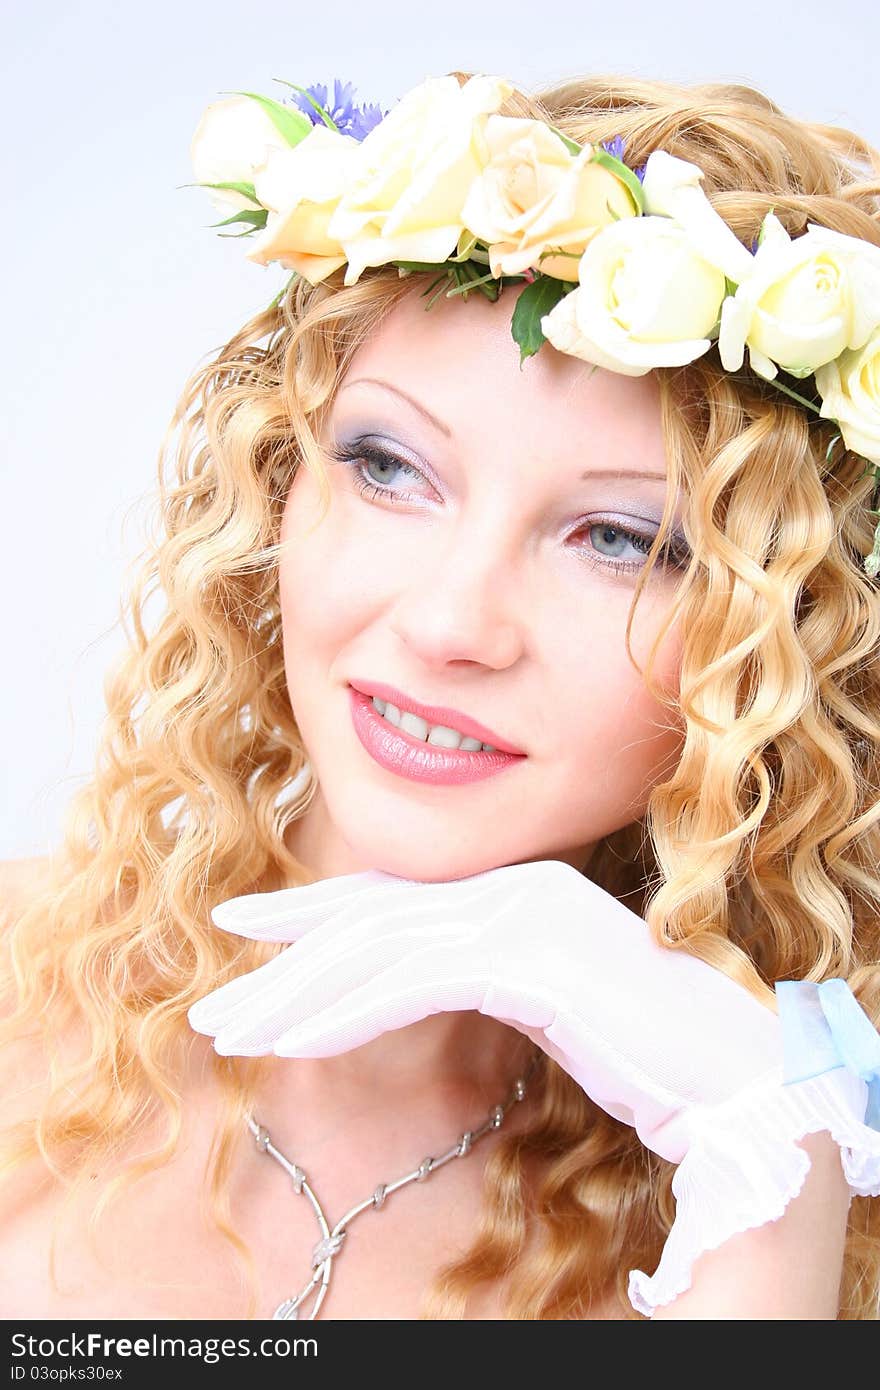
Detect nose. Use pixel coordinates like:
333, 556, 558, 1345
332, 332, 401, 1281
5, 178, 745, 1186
388, 514, 527, 670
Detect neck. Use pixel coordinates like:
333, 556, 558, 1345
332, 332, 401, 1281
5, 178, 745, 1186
249, 1013, 537, 1139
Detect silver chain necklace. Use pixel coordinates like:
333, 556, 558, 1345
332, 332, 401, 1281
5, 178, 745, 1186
246, 1046, 543, 1320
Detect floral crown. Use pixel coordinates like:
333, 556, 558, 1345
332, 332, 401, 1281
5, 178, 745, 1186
189, 73, 880, 577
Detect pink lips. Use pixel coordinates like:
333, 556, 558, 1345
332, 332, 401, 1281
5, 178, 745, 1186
348, 686, 526, 786
348, 678, 525, 755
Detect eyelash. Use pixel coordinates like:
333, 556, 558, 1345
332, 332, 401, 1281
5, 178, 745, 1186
328, 440, 690, 578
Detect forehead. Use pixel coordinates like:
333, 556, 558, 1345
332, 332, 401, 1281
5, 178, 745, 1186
334, 282, 667, 468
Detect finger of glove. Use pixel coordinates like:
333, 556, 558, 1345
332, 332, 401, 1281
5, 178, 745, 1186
196, 865, 573, 1046
223, 885, 476, 990
193, 922, 484, 1055
187, 942, 305, 1046
479, 975, 560, 1030
210, 868, 404, 939
267, 945, 491, 1057
187, 917, 405, 1043
192, 900, 474, 1046
210, 863, 521, 941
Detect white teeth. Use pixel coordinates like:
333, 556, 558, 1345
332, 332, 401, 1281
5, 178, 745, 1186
370, 695, 495, 752
429, 726, 475, 749
399, 711, 428, 740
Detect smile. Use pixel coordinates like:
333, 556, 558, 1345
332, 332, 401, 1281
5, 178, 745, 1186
347, 687, 526, 786
369, 695, 495, 751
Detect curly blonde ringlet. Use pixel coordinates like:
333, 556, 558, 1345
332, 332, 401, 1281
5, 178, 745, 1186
2, 68, 880, 1319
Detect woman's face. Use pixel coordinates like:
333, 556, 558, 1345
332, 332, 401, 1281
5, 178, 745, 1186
278, 283, 689, 882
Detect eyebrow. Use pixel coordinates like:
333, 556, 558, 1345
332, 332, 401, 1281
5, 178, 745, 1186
338, 377, 453, 437
336, 376, 671, 484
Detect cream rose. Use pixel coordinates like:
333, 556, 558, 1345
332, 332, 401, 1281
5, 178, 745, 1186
190, 95, 295, 214
459, 116, 637, 281
815, 323, 880, 466
641, 149, 754, 286
718, 213, 880, 381
325, 73, 514, 285
246, 126, 364, 283
539, 215, 728, 375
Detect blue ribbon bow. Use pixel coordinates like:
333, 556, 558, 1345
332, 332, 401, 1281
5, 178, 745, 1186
775, 978, 880, 1131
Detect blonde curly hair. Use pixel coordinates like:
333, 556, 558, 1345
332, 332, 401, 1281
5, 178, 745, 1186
2, 67, 880, 1319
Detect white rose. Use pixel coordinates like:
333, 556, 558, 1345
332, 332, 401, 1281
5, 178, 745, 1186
246, 126, 364, 283
815, 323, 880, 466
718, 213, 880, 381
190, 95, 294, 214
325, 73, 515, 285
641, 149, 755, 286
540, 215, 727, 375
459, 116, 637, 281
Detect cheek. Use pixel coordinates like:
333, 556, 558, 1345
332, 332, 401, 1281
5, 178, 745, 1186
545, 594, 684, 813
278, 463, 430, 655
277, 468, 366, 659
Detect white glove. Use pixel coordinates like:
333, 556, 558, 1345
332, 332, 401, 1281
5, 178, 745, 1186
188, 859, 880, 1315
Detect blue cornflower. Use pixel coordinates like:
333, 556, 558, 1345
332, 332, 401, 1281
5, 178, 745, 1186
600, 134, 627, 162
285, 78, 388, 140
600, 135, 646, 185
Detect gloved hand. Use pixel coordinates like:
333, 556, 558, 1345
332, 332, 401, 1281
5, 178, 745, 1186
189, 859, 782, 1159
187, 858, 880, 1314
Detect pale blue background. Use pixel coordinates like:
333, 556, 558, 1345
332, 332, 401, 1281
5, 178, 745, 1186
3, 0, 878, 857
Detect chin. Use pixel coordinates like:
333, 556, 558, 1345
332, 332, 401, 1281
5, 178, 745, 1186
356, 843, 530, 884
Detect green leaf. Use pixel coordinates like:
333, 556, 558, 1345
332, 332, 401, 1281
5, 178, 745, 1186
536, 245, 581, 265
193, 179, 261, 206
227, 90, 312, 147
267, 270, 300, 311
765, 376, 822, 416
390, 259, 450, 272
510, 275, 570, 367
756, 208, 775, 248
181, 179, 262, 206
448, 229, 480, 263
825, 432, 842, 461
547, 124, 583, 156
272, 80, 341, 133
420, 270, 451, 300
209, 208, 269, 230
446, 264, 499, 297
424, 274, 454, 310
589, 149, 645, 215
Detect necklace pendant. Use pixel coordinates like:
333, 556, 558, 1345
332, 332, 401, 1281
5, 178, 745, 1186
273, 1296, 300, 1320
272, 1258, 333, 1321
312, 1232, 345, 1265
251, 1047, 541, 1324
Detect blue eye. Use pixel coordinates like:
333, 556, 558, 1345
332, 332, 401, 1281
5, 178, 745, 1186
574, 520, 689, 577
328, 441, 425, 501
329, 440, 691, 579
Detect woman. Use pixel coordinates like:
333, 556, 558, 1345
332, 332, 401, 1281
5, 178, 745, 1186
1, 68, 879, 1320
